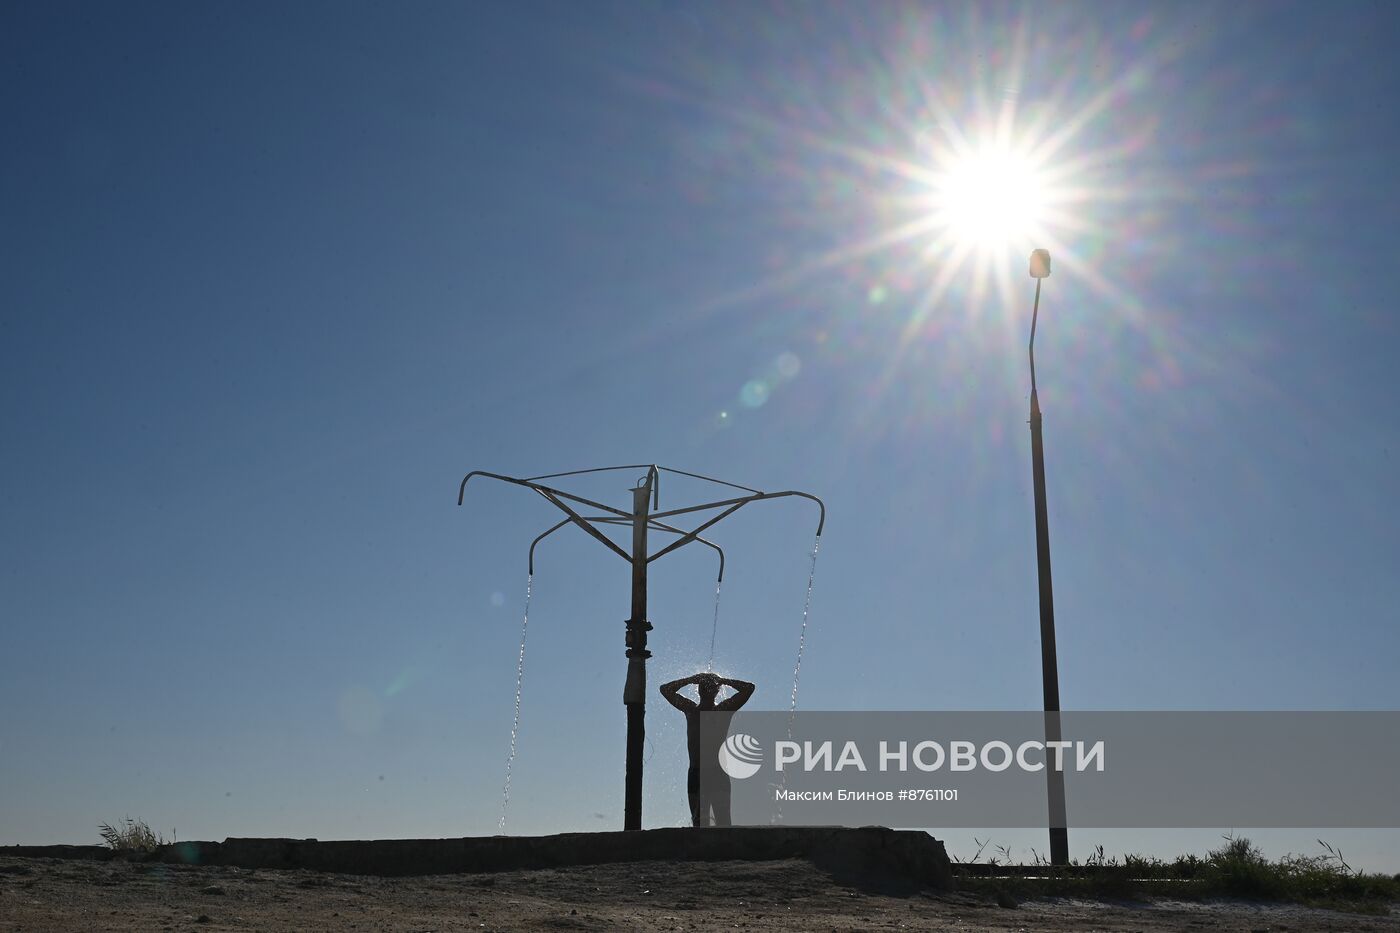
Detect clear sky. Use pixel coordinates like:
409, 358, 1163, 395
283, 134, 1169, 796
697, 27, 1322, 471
3, 1, 1398, 870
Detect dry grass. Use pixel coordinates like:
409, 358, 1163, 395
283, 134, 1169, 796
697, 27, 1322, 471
953, 834, 1400, 914
97, 818, 166, 853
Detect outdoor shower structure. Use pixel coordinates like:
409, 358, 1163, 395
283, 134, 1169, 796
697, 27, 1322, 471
458, 464, 825, 832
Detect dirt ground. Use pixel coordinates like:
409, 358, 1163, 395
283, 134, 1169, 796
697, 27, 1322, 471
2, 855, 1396, 932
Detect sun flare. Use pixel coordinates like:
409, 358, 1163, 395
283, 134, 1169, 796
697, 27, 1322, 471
930, 144, 1050, 253
692, 10, 1152, 337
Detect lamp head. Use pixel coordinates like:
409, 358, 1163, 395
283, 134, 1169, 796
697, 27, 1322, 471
1029, 248, 1051, 279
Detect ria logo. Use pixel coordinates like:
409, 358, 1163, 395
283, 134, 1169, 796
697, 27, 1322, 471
717, 733, 763, 779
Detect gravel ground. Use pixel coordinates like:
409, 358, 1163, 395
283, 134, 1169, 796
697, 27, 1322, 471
2, 855, 1396, 932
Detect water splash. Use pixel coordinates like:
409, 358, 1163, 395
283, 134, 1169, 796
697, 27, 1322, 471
499, 573, 532, 833
788, 535, 822, 715
705, 580, 724, 673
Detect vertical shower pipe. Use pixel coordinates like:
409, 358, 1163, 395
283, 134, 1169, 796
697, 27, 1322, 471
623, 468, 656, 831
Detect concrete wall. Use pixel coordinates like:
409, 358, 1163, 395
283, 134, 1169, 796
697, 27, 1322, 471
155, 827, 951, 891
6, 827, 953, 892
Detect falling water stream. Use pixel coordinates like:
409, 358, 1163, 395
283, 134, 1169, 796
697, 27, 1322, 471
497, 533, 820, 830
704, 580, 723, 673
498, 573, 533, 832
788, 534, 822, 717
776, 534, 821, 824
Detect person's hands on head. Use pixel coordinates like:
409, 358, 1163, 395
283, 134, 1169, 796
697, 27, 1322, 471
696, 672, 722, 706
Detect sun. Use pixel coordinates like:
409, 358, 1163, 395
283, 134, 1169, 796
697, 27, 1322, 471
928, 142, 1050, 254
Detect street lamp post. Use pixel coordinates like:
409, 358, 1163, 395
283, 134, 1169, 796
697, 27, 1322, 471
1027, 248, 1070, 866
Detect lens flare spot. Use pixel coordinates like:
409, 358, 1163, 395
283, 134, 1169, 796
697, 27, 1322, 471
740, 380, 771, 408
776, 352, 801, 379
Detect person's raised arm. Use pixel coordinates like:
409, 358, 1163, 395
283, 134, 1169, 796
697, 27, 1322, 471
716, 677, 755, 712
660, 675, 700, 712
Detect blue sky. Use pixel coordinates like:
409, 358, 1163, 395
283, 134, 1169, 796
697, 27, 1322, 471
3, 1, 1398, 869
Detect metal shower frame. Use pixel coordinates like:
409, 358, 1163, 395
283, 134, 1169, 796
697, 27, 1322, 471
458, 463, 825, 832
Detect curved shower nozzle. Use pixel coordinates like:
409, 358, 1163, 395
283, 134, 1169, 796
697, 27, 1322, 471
704, 536, 725, 583
677, 527, 724, 583
527, 518, 572, 575
458, 470, 484, 505
458, 469, 524, 505
789, 490, 826, 537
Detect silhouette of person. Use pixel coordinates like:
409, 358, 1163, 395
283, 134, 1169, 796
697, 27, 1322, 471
660, 672, 755, 827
